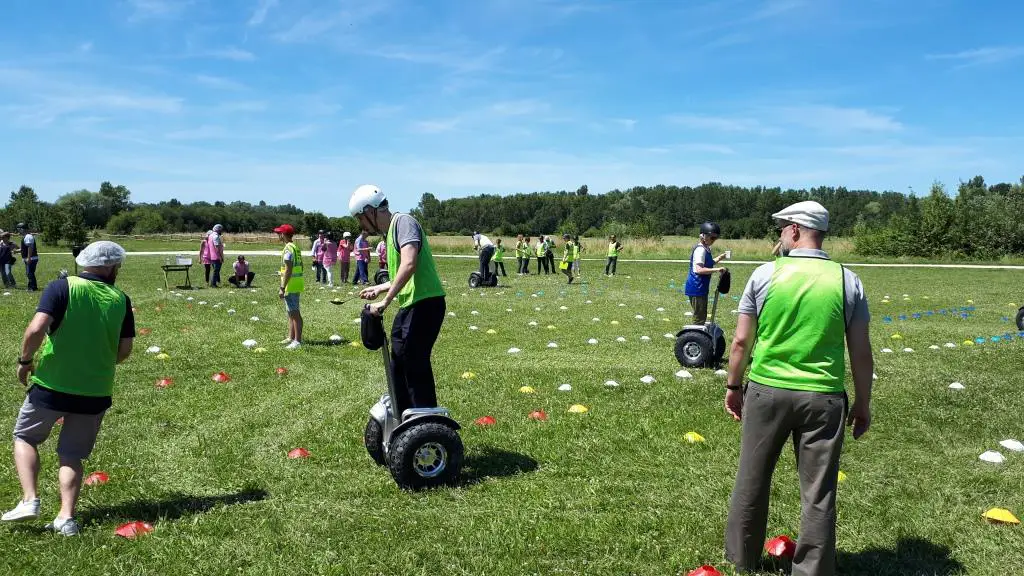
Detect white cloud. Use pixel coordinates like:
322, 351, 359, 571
774, 105, 903, 133
927, 46, 1024, 68
667, 113, 766, 133
248, 0, 279, 26
411, 118, 461, 133
195, 74, 247, 91
271, 125, 317, 141
205, 47, 256, 62
611, 118, 637, 130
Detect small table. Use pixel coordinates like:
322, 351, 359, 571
161, 264, 193, 290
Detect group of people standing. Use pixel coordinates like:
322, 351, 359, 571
310, 230, 386, 287
0, 223, 40, 291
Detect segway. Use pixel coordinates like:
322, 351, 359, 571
361, 306, 464, 490
1017, 305, 1024, 331
374, 269, 389, 285
468, 271, 498, 288
675, 270, 731, 368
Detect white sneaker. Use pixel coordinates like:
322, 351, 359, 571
285, 341, 302, 350
279, 338, 293, 345
44, 516, 80, 536
1, 498, 40, 522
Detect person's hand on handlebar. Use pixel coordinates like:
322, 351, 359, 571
360, 285, 385, 300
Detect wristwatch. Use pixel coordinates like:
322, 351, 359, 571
725, 383, 742, 391
17, 358, 32, 366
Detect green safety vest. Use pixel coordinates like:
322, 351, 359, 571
280, 242, 305, 294
562, 241, 576, 263
387, 215, 446, 308
573, 243, 581, 260
536, 243, 545, 257
32, 276, 126, 397
749, 257, 847, 393
494, 245, 504, 261
608, 242, 619, 257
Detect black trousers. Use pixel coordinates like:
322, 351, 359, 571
390, 296, 446, 412
479, 245, 495, 281
516, 257, 523, 274
228, 272, 255, 287
494, 261, 506, 276
204, 264, 212, 283
547, 252, 555, 274
536, 254, 549, 274
522, 256, 530, 274
606, 256, 618, 275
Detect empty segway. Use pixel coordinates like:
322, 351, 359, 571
468, 271, 498, 288
675, 270, 731, 368
374, 269, 389, 285
361, 305, 464, 490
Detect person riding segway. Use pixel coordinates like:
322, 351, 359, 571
470, 231, 498, 288
684, 222, 729, 324
349, 184, 463, 490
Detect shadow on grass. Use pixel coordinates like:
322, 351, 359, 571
754, 537, 964, 576
837, 537, 965, 576
79, 486, 269, 526
458, 447, 538, 487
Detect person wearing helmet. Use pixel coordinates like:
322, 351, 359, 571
472, 231, 496, 284
3, 241, 135, 536
350, 185, 447, 410
684, 222, 729, 324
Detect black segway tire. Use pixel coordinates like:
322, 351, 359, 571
713, 333, 727, 364
388, 422, 464, 491
468, 272, 482, 288
364, 418, 386, 466
1017, 307, 1024, 331
374, 269, 389, 285
675, 331, 713, 368
486, 274, 498, 287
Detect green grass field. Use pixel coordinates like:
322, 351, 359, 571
1, 255, 1022, 575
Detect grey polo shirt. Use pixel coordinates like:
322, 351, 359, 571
738, 248, 870, 327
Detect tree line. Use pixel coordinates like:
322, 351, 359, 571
3, 176, 1023, 259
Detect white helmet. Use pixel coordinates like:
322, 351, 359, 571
349, 184, 387, 217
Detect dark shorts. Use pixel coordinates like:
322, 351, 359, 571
13, 397, 107, 460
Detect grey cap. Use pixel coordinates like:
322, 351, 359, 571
772, 200, 829, 232
75, 241, 127, 267
213, 224, 224, 232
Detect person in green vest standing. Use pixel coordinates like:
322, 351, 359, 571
605, 234, 622, 276
274, 224, 305, 350
559, 234, 576, 284
2, 241, 135, 536
350, 184, 447, 409
722, 201, 874, 576
493, 239, 507, 277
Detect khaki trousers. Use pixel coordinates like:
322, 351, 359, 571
726, 382, 848, 576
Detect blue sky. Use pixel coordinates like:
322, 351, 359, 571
2, 0, 1023, 214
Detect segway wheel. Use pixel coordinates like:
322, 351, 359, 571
675, 332, 713, 368
713, 333, 727, 364
486, 274, 498, 287
364, 418, 386, 466
468, 272, 482, 288
1017, 307, 1024, 331
388, 422, 464, 490
374, 269, 389, 285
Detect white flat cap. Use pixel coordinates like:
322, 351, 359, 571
772, 200, 829, 232
76, 241, 127, 267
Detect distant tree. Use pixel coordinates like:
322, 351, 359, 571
98, 181, 131, 216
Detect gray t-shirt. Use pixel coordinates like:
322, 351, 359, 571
738, 248, 870, 327
393, 214, 423, 250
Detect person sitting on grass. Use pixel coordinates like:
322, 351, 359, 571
228, 255, 255, 288
274, 224, 304, 350
2, 241, 135, 536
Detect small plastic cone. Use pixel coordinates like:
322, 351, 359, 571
982, 508, 1020, 524
765, 535, 797, 559
474, 415, 496, 426
85, 471, 110, 486
115, 521, 154, 539
287, 447, 310, 459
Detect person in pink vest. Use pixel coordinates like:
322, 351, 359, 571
312, 230, 326, 284
199, 231, 212, 285
322, 233, 338, 286
228, 255, 255, 288
375, 238, 387, 271
338, 232, 353, 284
207, 224, 225, 288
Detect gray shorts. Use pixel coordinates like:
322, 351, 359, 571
284, 292, 301, 313
12, 397, 106, 460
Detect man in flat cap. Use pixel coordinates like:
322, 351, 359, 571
722, 201, 874, 575
2, 241, 135, 536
